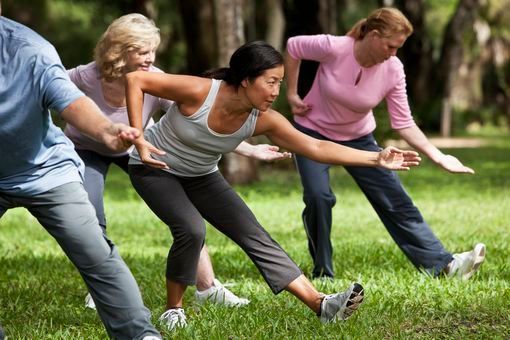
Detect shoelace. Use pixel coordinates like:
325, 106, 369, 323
160, 308, 186, 326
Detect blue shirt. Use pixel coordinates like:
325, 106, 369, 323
0, 17, 84, 196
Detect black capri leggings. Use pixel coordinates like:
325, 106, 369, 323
128, 165, 302, 294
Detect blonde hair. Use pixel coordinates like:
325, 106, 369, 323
95, 13, 160, 81
347, 7, 413, 40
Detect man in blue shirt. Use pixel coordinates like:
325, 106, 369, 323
0, 5, 160, 339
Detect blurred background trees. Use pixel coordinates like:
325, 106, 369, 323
3, 0, 508, 182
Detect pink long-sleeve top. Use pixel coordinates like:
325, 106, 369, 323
64, 62, 172, 156
286, 34, 416, 141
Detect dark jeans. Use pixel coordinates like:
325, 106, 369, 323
293, 122, 453, 278
76, 149, 129, 232
129, 165, 302, 294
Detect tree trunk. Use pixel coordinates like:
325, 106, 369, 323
214, 0, 259, 184
264, 0, 285, 50
318, 0, 338, 35
178, 0, 217, 75
284, 0, 322, 97
395, 0, 434, 109
437, 0, 481, 136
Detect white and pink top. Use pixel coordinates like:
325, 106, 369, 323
64, 62, 172, 156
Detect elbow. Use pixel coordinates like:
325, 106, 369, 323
125, 72, 138, 85
125, 71, 144, 89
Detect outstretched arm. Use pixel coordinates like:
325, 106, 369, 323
397, 125, 474, 174
61, 96, 140, 152
255, 109, 420, 170
234, 141, 292, 161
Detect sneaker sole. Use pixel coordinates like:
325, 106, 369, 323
462, 243, 486, 280
338, 283, 364, 321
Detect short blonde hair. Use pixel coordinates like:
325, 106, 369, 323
95, 13, 160, 81
347, 7, 413, 40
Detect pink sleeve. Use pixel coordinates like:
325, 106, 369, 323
385, 61, 415, 130
286, 35, 335, 63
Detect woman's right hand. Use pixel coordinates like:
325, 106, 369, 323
134, 137, 169, 169
377, 146, 421, 170
287, 93, 312, 116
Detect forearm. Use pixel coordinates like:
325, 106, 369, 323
233, 141, 254, 157
60, 96, 113, 144
397, 125, 444, 163
317, 141, 380, 166
284, 52, 301, 97
125, 73, 146, 137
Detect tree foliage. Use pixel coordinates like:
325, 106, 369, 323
3, 0, 508, 180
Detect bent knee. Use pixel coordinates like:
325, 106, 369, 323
304, 191, 336, 206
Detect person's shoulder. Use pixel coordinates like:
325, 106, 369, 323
1, 17, 63, 70
70, 61, 98, 74
68, 62, 100, 87
79, 62, 100, 78
330, 35, 353, 45
149, 65, 165, 73
1, 17, 53, 51
312, 35, 351, 61
329, 35, 354, 50
385, 57, 405, 74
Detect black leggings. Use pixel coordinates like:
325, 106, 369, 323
128, 165, 302, 294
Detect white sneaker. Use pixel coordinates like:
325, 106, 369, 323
447, 243, 486, 280
319, 283, 364, 323
84, 293, 96, 309
195, 279, 250, 306
142, 336, 161, 340
159, 308, 187, 331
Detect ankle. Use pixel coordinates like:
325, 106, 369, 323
196, 278, 218, 292
444, 259, 454, 274
165, 305, 183, 310
316, 293, 326, 316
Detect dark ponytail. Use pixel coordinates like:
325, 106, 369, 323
202, 41, 283, 87
202, 67, 230, 81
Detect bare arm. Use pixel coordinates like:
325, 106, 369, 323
397, 125, 474, 174
255, 109, 420, 170
284, 51, 311, 116
60, 96, 140, 152
125, 71, 210, 169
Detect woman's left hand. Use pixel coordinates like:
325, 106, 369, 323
377, 146, 421, 170
250, 144, 292, 161
437, 154, 475, 174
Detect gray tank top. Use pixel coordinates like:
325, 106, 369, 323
130, 79, 259, 177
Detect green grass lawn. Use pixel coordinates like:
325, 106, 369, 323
1, 135, 509, 339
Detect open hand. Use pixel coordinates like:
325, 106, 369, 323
250, 144, 292, 161
134, 138, 168, 169
377, 146, 421, 170
437, 154, 475, 174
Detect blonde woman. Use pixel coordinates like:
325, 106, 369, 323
285, 7, 485, 280
65, 14, 287, 309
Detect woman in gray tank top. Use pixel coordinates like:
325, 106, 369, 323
126, 41, 421, 331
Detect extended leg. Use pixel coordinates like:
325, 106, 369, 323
26, 183, 159, 339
